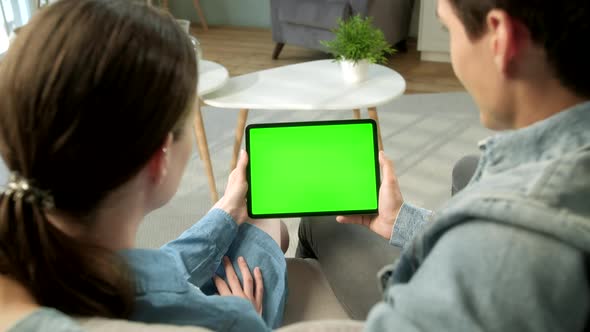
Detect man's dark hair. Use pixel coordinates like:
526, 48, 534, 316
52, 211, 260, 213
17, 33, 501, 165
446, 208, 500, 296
448, 0, 590, 99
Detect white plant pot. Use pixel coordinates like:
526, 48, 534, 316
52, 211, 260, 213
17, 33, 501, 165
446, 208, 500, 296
340, 59, 369, 84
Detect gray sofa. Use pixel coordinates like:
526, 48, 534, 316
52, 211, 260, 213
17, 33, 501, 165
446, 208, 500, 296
270, 0, 415, 59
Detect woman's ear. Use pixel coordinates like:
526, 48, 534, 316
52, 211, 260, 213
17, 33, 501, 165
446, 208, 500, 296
147, 133, 174, 185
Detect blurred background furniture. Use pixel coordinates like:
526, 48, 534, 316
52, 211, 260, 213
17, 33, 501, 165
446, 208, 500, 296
149, 0, 209, 30
201, 59, 406, 166
270, 0, 415, 59
417, 0, 450, 62
193, 60, 229, 203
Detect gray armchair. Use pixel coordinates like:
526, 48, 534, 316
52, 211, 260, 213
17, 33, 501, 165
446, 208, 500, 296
270, 0, 414, 59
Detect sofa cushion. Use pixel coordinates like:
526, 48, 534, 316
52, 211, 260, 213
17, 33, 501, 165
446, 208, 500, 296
78, 317, 363, 332
283, 258, 350, 324
279, 320, 364, 332
78, 318, 211, 331
278, 0, 351, 30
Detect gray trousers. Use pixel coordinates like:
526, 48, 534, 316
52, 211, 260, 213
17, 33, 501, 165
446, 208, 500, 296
296, 155, 480, 320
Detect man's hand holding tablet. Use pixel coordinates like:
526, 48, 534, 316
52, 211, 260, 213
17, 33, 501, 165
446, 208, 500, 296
336, 151, 405, 241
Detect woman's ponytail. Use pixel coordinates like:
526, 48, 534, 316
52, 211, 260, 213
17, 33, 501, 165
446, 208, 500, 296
0, 175, 134, 317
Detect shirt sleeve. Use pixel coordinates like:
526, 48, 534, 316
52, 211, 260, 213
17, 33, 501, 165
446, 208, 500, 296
159, 208, 239, 287
389, 202, 434, 248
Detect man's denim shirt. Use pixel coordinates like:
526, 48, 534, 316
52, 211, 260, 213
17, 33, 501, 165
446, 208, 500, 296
120, 209, 287, 331
368, 101, 590, 331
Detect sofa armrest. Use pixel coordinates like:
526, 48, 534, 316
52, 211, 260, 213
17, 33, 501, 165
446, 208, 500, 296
349, 0, 369, 16
79, 317, 363, 332
77, 318, 212, 332
273, 0, 351, 30
277, 320, 365, 332
270, 0, 284, 42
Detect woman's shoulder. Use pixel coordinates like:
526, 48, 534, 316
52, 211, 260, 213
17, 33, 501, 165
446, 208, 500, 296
8, 307, 83, 332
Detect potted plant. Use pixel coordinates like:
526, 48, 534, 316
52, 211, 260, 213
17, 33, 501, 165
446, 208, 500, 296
321, 15, 395, 84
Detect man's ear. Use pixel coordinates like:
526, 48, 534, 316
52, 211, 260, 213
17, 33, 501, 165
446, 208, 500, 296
147, 133, 174, 185
487, 9, 531, 76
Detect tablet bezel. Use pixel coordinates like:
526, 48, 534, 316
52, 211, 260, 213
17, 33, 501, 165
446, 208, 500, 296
245, 119, 380, 219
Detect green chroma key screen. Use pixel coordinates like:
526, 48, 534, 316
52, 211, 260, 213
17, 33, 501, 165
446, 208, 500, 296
245, 119, 380, 218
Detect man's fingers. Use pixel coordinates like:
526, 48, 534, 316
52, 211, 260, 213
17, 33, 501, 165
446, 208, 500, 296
237, 257, 254, 299
214, 276, 231, 296
254, 267, 264, 314
223, 256, 244, 296
379, 151, 397, 185
336, 215, 360, 224
336, 215, 372, 227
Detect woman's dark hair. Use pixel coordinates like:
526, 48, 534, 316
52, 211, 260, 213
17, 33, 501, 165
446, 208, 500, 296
0, 0, 197, 317
448, 0, 590, 99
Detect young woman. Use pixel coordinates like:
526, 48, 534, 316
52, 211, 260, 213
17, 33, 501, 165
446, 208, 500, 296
0, 0, 286, 331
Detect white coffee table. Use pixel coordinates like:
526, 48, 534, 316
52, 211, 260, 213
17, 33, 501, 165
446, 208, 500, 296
202, 59, 406, 170
194, 60, 229, 203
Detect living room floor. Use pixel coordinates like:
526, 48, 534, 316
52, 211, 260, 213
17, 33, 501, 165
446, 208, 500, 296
192, 25, 464, 94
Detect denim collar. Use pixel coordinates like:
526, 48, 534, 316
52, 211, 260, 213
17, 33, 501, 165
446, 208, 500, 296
480, 101, 590, 174
120, 249, 189, 295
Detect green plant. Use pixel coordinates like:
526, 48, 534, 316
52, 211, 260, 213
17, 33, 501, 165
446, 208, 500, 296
321, 15, 395, 64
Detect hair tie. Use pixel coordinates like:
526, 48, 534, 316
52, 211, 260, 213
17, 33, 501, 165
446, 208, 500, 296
1, 172, 55, 209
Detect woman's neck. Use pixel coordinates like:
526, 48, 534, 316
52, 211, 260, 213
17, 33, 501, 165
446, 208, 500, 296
0, 275, 39, 331
46, 176, 148, 251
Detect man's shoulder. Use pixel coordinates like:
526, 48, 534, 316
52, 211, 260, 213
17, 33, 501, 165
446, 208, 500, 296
377, 220, 589, 332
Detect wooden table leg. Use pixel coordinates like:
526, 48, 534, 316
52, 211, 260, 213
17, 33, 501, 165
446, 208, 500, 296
368, 107, 383, 151
193, 101, 219, 203
193, 0, 209, 31
352, 109, 361, 119
231, 109, 249, 171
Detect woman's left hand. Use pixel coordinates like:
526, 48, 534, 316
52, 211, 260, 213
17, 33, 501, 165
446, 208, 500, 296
212, 150, 249, 225
214, 256, 264, 315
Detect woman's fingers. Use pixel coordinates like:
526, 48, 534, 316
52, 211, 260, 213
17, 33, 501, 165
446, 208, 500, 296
254, 267, 264, 314
214, 275, 231, 296
215, 256, 264, 316
235, 150, 249, 181
237, 257, 254, 299
214, 150, 249, 225
223, 256, 244, 296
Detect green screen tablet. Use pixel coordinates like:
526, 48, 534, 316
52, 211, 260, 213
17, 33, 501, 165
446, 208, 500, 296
246, 119, 380, 218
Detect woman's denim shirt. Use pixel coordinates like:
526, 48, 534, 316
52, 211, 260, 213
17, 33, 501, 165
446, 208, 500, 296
120, 209, 287, 331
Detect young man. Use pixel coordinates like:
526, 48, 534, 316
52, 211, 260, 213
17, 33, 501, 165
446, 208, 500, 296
297, 0, 590, 330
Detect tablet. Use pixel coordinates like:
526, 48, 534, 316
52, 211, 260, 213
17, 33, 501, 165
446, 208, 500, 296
246, 119, 380, 218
